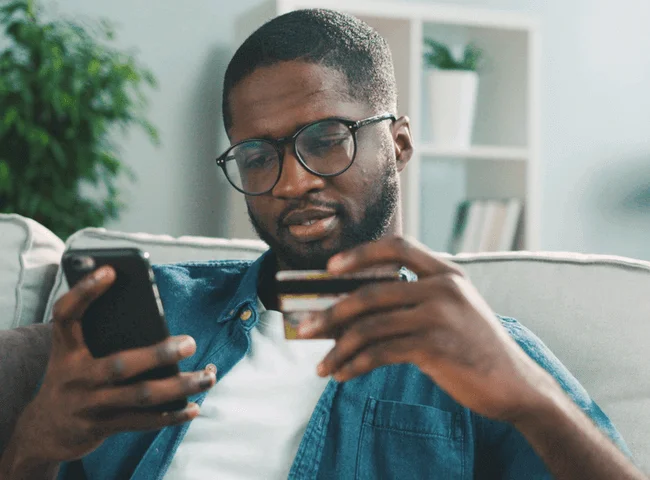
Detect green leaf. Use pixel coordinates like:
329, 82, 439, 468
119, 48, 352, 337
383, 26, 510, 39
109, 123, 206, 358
99, 19, 115, 40
34, 127, 50, 146
25, 125, 49, 147
25, 194, 40, 216
50, 45, 64, 72
460, 43, 484, 71
49, 139, 66, 167
88, 58, 101, 77
0, 160, 11, 192
3, 107, 19, 128
423, 37, 484, 72
6, 20, 25, 41
0, 1, 29, 17
143, 70, 157, 87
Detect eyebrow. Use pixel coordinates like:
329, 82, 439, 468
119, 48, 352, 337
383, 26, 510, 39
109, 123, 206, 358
247, 115, 353, 142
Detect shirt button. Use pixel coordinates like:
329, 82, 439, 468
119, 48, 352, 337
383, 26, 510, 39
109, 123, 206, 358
205, 363, 217, 374
239, 309, 252, 321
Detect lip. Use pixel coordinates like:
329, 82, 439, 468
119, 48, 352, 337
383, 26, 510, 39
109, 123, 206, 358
286, 215, 339, 242
282, 208, 338, 227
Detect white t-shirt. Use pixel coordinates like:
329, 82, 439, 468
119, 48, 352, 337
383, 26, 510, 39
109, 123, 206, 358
164, 302, 334, 479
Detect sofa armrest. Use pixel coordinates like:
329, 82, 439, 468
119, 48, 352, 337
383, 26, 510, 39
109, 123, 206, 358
0, 324, 52, 455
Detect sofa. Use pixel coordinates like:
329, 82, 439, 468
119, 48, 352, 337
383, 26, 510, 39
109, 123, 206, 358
1, 213, 649, 474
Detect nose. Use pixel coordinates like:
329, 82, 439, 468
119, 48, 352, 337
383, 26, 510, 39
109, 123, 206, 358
271, 147, 326, 199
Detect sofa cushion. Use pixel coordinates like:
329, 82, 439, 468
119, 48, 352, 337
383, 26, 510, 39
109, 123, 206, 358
0, 215, 65, 330
42, 227, 268, 323
452, 251, 650, 472
0, 324, 52, 454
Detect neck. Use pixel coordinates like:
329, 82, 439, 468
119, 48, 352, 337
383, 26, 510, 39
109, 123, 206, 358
391, 197, 404, 236
258, 252, 280, 310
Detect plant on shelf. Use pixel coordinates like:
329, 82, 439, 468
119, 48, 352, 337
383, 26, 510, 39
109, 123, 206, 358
422, 38, 485, 148
423, 38, 484, 71
0, 0, 158, 239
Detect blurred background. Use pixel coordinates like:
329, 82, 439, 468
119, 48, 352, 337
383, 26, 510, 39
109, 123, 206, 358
2, 0, 649, 260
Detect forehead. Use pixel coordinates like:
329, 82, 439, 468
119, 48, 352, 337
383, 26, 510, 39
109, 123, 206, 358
228, 61, 372, 143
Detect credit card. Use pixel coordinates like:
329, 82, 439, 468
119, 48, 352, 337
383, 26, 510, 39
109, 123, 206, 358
276, 269, 406, 340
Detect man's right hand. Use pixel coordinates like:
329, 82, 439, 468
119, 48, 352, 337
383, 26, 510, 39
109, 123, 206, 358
1, 265, 215, 474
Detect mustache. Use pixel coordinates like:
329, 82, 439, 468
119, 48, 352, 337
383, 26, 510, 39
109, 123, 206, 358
276, 199, 343, 229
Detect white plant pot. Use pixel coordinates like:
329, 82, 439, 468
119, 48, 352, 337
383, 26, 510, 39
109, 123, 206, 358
427, 70, 479, 148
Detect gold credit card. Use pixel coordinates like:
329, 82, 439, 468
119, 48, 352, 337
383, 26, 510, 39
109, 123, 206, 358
276, 269, 407, 339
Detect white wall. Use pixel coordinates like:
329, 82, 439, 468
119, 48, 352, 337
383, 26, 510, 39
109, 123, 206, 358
53, 0, 263, 238
54, 0, 650, 260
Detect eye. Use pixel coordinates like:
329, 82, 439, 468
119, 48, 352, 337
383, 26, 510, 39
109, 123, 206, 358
243, 153, 276, 170
308, 135, 349, 152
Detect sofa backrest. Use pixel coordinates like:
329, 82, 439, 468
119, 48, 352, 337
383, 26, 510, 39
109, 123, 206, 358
0, 214, 65, 330
1, 217, 648, 472
451, 251, 650, 472
41, 227, 268, 324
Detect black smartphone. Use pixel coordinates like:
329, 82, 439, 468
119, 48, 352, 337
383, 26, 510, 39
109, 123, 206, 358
61, 247, 187, 413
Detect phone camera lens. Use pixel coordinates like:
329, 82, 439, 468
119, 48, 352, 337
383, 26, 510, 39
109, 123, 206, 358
72, 256, 95, 271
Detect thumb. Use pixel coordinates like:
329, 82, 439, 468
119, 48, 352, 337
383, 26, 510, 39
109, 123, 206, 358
51, 266, 115, 350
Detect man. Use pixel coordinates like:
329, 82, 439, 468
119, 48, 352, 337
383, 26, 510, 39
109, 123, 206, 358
0, 8, 646, 480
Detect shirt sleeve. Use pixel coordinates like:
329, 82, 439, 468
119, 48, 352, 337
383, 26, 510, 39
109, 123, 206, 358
473, 315, 630, 480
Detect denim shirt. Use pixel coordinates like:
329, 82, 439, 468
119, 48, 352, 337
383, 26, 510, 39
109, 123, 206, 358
59, 252, 628, 479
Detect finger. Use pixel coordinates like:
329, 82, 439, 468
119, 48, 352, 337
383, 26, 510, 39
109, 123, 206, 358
97, 402, 201, 436
89, 335, 197, 386
330, 335, 422, 382
51, 266, 116, 348
298, 279, 432, 339
90, 371, 215, 410
327, 236, 462, 278
317, 308, 423, 376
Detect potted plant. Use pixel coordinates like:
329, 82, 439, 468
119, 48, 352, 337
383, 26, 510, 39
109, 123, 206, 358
423, 38, 484, 148
0, 0, 158, 239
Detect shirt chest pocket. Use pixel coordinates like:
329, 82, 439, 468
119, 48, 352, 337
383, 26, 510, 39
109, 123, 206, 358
355, 398, 467, 480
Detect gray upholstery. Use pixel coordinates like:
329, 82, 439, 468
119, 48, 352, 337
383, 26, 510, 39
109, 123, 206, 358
0, 324, 51, 453
452, 251, 650, 472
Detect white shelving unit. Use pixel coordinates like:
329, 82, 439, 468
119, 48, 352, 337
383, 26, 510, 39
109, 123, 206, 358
419, 144, 530, 162
230, 0, 541, 252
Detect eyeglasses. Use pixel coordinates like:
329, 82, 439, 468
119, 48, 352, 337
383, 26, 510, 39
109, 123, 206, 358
216, 112, 396, 196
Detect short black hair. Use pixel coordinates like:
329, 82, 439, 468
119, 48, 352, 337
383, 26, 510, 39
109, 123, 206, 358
222, 8, 397, 133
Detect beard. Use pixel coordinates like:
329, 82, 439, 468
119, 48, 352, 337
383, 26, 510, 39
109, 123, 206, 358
248, 161, 400, 270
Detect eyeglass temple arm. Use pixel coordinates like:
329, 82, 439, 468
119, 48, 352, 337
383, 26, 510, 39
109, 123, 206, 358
354, 113, 397, 129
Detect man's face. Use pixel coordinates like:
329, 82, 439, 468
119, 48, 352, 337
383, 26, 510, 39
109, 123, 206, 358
227, 61, 411, 270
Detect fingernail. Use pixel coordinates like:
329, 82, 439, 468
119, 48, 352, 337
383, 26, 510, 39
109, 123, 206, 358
328, 254, 349, 272
94, 266, 111, 281
317, 362, 328, 377
298, 315, 322, 337
177, 336, 195, 356
176, 402, 199, 419
199, 371, 216, 389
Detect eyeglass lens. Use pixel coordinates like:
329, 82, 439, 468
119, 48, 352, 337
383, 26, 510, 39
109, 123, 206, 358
223, 119, 355, 194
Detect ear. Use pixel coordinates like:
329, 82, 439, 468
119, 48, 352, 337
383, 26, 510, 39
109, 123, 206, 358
391, 116, 414, 172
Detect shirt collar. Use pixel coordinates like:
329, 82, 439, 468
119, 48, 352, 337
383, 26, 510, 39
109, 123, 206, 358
218, 250, 272, 324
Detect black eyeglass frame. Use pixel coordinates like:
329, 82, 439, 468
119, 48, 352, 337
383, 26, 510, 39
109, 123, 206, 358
216, 112, 397, 196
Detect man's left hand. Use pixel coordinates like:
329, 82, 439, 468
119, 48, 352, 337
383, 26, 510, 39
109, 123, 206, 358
297, 235, 559, 423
